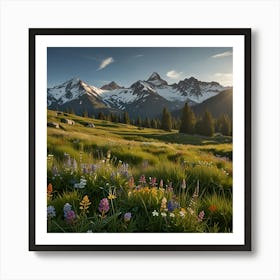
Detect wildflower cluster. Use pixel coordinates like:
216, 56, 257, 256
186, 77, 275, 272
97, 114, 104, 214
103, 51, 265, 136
79, 195, 91, 214
74, 177, 87, 189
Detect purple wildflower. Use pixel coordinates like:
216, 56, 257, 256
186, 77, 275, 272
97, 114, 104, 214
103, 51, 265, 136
139, 175, 146, 185
63, 203, 72, 218
119, 163, 129, 177
52, 166, 58, 175
124, 212, 132, 222
197, 210, 205, 222
149, 177, 157, 186
167, 200, 179, 212
91, 164, 98, 172
159, 179, 164, 188
98, 198, 110, 214
65, 210, 76, 223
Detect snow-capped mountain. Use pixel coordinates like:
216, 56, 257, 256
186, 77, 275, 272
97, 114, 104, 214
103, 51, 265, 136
47, 78, 105, 106
47, 73, 230, 118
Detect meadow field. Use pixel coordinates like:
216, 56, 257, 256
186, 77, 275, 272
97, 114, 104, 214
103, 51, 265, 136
47, 110, 233, 233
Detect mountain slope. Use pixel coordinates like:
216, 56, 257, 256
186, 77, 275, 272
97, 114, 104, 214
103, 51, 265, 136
47, 73, 230, 118
192, 88, 233, 118
47, 78, 121, 116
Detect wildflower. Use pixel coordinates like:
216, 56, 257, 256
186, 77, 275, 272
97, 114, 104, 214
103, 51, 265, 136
79, 195, 91, 214
152, 210, 159, 217
52, 166, 58, 175
91, 164, 98, 172
108, 192, 117, 200
47, 183, 53, 194
167, 200, 179, 212
179, 208, 187, 217
98, 198, 110, 214
161, 212, 167, 217
149, 177, 157, 187
74, 178, 87, 189
128, 176, 135, 188
47, 205, 56, 219
107, 150, 111, 159
73, 159, 78, 170
139, 175, 146, 185
119, 163, 129, 177
167, 182, 173, 192
124, 212, 132, 222
65, 154, 71, 167
188, 180, 200, 208
65, 210, 76, 223
63, 203, 72, 217
169, 213, 175, 218
197, 210, 205, 222
161, 197, 167, 210
159, 179, 163, 188
187, 207, 194, 216
181, 179, 186, 189
150, 187, 157, 197
208, 205, 217, 212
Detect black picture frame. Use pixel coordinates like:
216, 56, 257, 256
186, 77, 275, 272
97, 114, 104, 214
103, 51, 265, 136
29, 28, 251, 251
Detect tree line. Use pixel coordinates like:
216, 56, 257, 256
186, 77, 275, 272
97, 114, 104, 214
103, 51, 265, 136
161, 103, 232, 136
65, 103, 232, 137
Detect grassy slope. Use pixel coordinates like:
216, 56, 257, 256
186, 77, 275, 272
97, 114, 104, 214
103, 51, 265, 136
48, 110, 232, 186
48, 110, 232, 160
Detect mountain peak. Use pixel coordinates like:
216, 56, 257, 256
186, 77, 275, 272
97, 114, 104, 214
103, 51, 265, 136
65, 77, 81, 84
148, 72, 161, 81
101, 81, 122, 90
147, 72, 168, 87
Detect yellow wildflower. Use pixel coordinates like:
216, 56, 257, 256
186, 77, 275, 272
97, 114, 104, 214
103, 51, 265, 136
79, 195, 91, 213
108, 192, 117, 200
161, 197, 167, 209
151, 187, 157, 197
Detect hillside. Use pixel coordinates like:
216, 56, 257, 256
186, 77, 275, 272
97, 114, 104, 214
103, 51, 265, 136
192, 88, 233, 118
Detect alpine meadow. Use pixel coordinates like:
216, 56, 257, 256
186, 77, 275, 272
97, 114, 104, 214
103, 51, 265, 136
46, 47, 233, 233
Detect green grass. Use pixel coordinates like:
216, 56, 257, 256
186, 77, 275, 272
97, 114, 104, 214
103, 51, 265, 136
46, 110, 233, 233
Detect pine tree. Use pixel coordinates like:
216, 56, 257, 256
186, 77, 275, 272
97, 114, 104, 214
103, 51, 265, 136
70, 108, 75, 115
179, 102, 196, 134
151, 119, 156, 129
144, 117, 151, 128
199, 111, 214, 136
123, 111, 130, 124
107, 114, 112, 122
217, 114, 232, 136
161, 107, 172, 131
82, 110, 88, 118
136, 116, 142, 127
98, 111, 105, 120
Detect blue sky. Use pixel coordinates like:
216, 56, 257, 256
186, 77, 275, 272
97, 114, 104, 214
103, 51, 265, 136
47, 47, 232, 88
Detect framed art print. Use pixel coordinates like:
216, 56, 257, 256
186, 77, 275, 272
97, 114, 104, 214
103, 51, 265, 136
29, 28, 251, 251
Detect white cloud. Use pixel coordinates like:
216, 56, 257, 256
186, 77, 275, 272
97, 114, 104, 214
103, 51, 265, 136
166, 70, 183, 79
213, 73, 233, 86
97, 57, 114, 70
211, 51, 233, 58
134, 54, 144, 58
